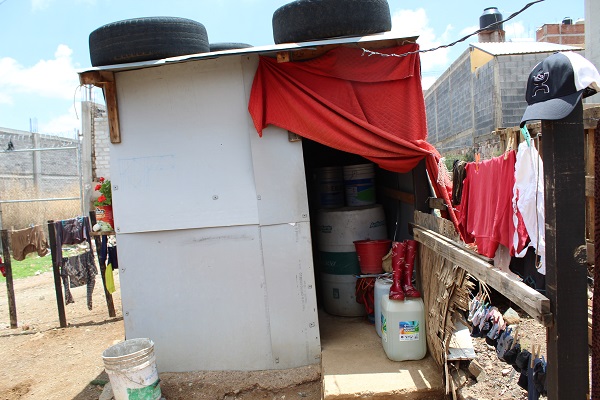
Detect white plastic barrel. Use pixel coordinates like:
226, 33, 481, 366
102, 338, 162, 400
315, 166, 345, 209
374, 276, 392, 337
381, 297, 427, 361
343, 163, 376, 206
320, 273, 366, 317
316, 205, 387, 275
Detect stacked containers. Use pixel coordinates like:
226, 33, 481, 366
315, 162, 385, 317
317, 205, 387, 316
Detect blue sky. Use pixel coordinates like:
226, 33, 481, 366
0, 0, 584, 137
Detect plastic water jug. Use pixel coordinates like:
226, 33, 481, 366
381, 296, 427, 361
374, 277, 392, 337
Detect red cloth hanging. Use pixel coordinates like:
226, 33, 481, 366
458, 151, 529, 258
248, 43, 458, 230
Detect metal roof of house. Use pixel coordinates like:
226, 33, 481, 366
470, 41, 582, 56
77, 31, 418, 75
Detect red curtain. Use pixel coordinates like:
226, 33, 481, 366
248, 43, 458, 229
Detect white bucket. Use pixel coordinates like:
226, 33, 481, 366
315, 166, 345, 209
102, 338, 162, 400
343, 163, 376, 206
320, 273, 366, 317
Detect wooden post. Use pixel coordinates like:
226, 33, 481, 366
89, 211, 116, 318
1, 230, 17, 328
542, 101, 589, 399
593, 118, 600, 400
47, 220, 67, 328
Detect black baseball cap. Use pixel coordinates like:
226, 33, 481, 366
520, 51, 600, 127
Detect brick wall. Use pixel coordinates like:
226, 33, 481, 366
91, 104, 111, 180
536, 22, 585, 45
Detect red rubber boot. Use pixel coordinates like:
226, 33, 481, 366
389, 241, 405, 301
403, 240, 421, 298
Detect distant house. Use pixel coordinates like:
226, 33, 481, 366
423, 8, 583, 159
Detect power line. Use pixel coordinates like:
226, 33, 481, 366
362, 0, 545, 58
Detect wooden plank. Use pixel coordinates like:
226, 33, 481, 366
584, 105, 600, 130
542, 103, 588, 400
427, 197, 447, 211
586, 176, 594, 197
1, 230, 17, 329
47, 220, 67, 328
413, 226, 552, 325
381, 186, 415, 205
447, 321, 476, 361
89, 211, 116, 318
588, 241, 594, 266
103, 79, 121, 144
414, 210, 460, 241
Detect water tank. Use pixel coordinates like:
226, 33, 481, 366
480, 7, 503, 30
562, 17, 573, 25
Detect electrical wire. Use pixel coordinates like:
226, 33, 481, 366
361, 0, 545, 58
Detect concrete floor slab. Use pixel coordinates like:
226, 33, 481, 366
319, 310, 446, 399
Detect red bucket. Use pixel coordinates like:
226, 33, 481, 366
353, 239, 392, 274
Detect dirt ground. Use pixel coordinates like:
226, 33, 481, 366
0, 268, 586, 400
0, 271, 321, 400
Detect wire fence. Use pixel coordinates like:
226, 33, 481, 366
0, 133, 84, 233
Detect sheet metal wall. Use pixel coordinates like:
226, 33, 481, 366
111, 54, 320, 371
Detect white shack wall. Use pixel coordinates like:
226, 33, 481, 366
110, 54, 320, 371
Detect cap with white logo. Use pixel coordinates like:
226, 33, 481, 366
520, 51, 600, 128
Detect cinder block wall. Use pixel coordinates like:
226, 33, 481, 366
425, 49, 569, 159
0, 129, 80, 195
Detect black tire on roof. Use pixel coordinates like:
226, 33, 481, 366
89, 17, 209, 67
272, 0, 392, 45
209, 42, 253, 52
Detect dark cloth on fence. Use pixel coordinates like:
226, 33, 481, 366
60, 252, 97, 310
54, 217, 92, 266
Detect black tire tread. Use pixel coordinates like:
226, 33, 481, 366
89, 17, 209, 67
272, 0, 392, 44
209, 42, 253, 52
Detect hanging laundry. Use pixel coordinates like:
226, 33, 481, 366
513, 140, 546, 275
99, 235, 119, 270
459, 151, 528, 259
60, 252, 97, 310
10, 225, 49, 261
53, 217, 92, 266
452, 160, 467, 205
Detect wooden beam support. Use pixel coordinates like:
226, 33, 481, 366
381, 186, 415, 205
47, 220, 67, 328
542, 102, 588, 400
78, 71, 122, 144
1, 230, 17, 329
412, 226, 552, 325
103, 80, 122, 144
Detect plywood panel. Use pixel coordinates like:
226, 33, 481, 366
261, 222, 321, 369
241, 57, 311, 226
110, 56, 259, 233
117, 226, 273, 372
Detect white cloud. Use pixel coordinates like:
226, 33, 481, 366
504, 21, 529, 41
40, 104, 81, 137
460, 25, 479, 37
390, 8, 452, 87
31, 0, 53, 11
0, 44, 80, 103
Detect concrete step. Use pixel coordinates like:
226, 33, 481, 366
319, 310, 445, 400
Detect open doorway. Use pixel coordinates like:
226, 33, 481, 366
300, 138, 431, 321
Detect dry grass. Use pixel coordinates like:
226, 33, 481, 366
0, 178, 82, 230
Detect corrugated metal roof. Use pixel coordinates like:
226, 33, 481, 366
77, 31, 418, 74
470, 41, 582, 56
